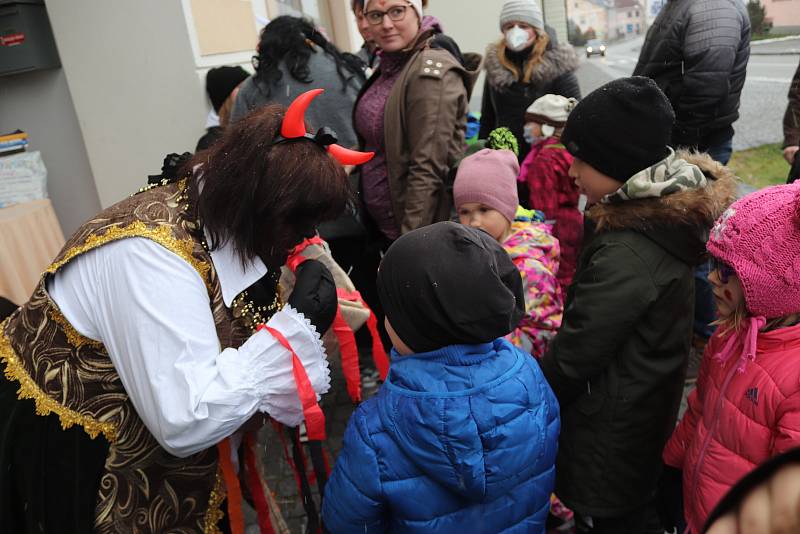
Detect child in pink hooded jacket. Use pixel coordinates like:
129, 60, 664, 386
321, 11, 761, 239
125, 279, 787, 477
453, 148, 563, 359
662, 183, 800, 533
518, 94, 581, 292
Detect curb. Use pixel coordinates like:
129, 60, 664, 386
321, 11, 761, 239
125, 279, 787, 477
750, 50, 800, 56
751, 35, 800, 46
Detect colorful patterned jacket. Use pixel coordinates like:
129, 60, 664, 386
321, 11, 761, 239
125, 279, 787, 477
503, 208, 563, 358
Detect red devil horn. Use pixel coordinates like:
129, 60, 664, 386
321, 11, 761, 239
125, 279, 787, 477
281, 89, 324, 139
327, 144, 375, 166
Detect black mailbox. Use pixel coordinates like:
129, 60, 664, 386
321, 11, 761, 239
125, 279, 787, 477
0, 0, 60, 77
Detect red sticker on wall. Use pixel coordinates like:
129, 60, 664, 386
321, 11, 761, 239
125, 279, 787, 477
0, 33, 26, 47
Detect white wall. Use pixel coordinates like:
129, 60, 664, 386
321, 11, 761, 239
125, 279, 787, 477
0, 68, 101, 235
46, 0, 207, 207
426, 0, 503, 112
542, 0, 569, 43
427, 0, 503, 58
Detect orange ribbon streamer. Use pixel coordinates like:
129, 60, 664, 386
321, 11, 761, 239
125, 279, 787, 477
217, 438, 245, 534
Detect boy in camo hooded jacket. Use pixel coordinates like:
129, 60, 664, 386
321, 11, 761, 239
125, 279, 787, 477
539, 77, 738, 533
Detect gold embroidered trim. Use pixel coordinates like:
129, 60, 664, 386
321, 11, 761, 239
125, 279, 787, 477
48, 306, 104, 350
203, 470, 226, 534
232, 284, 285, 334
46, 221, 211, 286
0, 318, 118, 442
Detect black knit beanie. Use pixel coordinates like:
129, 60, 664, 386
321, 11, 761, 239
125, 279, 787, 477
206, 66, 249, 113
561, 76, 675, 182
377, 222, 525, 354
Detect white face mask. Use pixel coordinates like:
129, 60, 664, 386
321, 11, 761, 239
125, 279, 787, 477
523, 124, 540, 145
578, 194, 588, 213
505, 25, 532, 52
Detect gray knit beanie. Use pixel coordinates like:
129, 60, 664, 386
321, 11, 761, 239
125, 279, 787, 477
499, 0, 544, 30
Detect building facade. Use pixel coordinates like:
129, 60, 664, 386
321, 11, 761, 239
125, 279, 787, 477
762, 0, 800, 32
567, 0, 610, 40
608, 0, 645, 40
645, 0, 666, 25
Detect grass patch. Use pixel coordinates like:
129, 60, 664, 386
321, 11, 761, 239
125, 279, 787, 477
728, 143, 790, 189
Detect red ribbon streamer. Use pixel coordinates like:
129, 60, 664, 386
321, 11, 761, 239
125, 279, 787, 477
332, 305, 362, 402
288, 237, 361, 403
286, 236, 391, 401
287, 236, 325, 272
259, 325, 326, 441
245, 432, 275, 534
337, 288, 390, 381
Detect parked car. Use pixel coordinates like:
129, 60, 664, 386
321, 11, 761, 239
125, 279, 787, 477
585, 39, 607, 58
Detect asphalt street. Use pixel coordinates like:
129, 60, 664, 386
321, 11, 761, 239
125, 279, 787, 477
574, 35, 800, 151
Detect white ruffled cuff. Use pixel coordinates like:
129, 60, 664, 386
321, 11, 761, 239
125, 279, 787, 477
219, 305, 330, 428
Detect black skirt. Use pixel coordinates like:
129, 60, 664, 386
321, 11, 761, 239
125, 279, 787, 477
0, 369, 109, 533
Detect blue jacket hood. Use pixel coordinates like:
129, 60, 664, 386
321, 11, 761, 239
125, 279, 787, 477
376, 339, 557, 502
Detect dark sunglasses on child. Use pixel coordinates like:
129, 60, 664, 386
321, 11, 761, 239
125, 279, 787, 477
710, 257, 736, 284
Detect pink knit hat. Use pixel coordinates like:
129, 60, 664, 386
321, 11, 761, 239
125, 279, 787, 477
453, 149, 520, 223
708, 182, 800, 319
707, 183, 800, 371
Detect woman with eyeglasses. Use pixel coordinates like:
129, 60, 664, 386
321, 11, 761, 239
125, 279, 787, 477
353, 0, 482, 243
480, 0, 581, 163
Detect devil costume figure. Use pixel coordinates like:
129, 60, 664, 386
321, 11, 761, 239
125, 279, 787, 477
0, 90, 373, 533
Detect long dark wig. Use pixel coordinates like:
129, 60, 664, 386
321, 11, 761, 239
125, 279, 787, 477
187, 104, 351, 269
253, 16, 365, 97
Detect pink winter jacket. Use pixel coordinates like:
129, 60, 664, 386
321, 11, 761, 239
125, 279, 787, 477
663, 323, 800, 533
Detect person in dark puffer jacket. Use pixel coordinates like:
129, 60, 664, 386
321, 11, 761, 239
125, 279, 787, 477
322, 222, 560, 534
633, 0, 750, 166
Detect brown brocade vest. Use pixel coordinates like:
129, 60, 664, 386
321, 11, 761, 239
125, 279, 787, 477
0, 181, 253, 533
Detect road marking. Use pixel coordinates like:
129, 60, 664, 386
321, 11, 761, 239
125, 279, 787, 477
595, 58, 635, 65
747, 76, 792, 83
750, 62, 800, 67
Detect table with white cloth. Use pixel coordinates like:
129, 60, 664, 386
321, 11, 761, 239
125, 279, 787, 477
0, 199, 65, 305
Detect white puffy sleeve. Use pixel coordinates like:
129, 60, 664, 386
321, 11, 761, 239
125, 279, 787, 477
47, 237, 330, 458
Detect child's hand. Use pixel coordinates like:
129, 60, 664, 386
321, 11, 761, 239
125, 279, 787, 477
784, 146, 799, 165
707, 464, 800, 534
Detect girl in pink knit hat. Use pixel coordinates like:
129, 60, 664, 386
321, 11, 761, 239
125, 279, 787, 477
453, 147, 563, 360
662, 183, 800, 534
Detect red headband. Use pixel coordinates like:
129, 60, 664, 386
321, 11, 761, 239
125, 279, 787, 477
278, 89, 374, 166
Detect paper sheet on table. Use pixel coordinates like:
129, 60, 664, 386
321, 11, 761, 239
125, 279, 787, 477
0, 151, 48, 208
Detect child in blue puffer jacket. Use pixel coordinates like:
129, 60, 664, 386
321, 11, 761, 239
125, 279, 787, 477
322, 222, 560, 534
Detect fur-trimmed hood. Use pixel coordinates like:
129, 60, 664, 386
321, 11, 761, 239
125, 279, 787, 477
587, 151, 740, 265
483, 40, 580, 91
